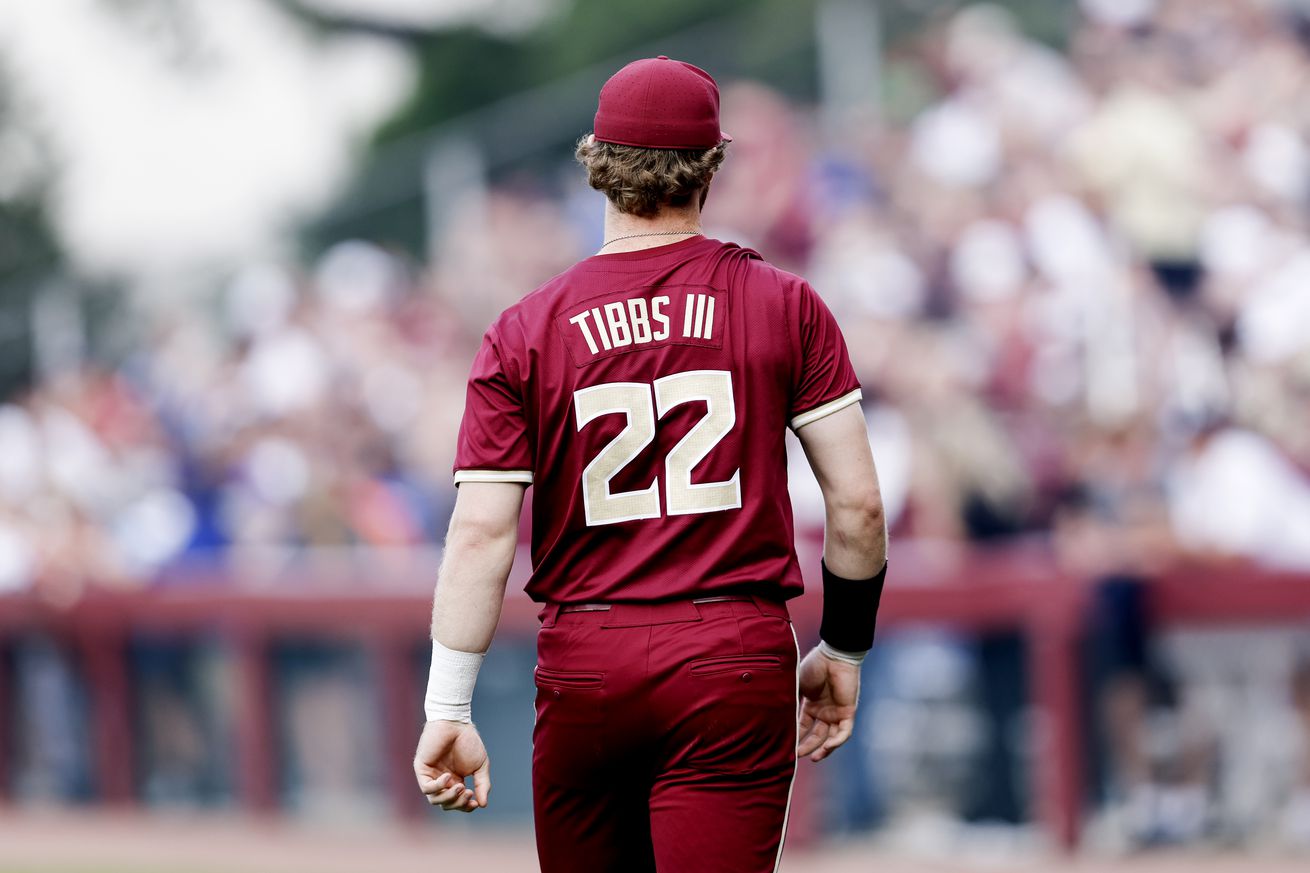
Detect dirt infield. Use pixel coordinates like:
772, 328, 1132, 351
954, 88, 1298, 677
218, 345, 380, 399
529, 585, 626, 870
0, 810, 1304, 873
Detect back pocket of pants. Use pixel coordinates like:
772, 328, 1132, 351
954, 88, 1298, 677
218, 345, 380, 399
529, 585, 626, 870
678, 655, 795, 774
533, 666, 608, 786
688, 654, 782, 677
534, 667, 604, 691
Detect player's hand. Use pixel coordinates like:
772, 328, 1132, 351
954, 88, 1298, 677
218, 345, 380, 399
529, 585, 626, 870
796, 646, 860, 762
414, 719, 490, 812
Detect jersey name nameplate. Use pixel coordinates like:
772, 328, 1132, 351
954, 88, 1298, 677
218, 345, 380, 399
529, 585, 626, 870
556, 286, 726, 366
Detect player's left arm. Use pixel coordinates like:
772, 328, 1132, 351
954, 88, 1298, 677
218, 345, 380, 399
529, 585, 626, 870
414, 480, 525, 812
794, 402, 888, 763
787, 280, 889, 763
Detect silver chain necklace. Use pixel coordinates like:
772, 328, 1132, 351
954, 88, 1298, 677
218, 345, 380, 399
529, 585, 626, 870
599, 229, 702, 250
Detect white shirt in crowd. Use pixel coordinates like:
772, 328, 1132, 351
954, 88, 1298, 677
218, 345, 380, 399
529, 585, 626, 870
1168, 428, 1310, 570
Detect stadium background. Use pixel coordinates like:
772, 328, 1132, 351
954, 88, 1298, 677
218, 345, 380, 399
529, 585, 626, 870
3, 0, 1310, 870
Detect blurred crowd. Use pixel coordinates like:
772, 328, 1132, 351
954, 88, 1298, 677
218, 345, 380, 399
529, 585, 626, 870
5, 0, 1310, 596
0, 243, 472, 598
4, 0, 1310, 847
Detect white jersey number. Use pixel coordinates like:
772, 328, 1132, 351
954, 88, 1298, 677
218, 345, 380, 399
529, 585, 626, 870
574, 370, 741, 526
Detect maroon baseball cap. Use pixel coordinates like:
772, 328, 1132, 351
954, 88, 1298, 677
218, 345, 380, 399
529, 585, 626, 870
593, 56, 732, 150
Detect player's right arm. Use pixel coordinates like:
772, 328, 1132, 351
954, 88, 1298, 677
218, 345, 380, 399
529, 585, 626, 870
413, 480, 525, 812
794, 402, 888, 762
415, 320, 533, 812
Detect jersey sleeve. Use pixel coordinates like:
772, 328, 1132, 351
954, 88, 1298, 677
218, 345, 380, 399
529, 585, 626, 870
789, 281, 862, 430
452, 326, 534, 485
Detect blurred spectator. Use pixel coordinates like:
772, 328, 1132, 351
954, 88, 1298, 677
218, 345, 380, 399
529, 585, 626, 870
1167, 422, 1310, 569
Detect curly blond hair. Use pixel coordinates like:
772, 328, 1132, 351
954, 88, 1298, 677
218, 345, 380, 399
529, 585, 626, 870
575, 136, 727, 218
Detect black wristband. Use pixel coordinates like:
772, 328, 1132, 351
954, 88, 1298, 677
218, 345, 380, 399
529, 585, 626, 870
819, 560, 887, 653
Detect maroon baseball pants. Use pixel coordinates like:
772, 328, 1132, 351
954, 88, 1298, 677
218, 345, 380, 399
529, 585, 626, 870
532, 595, 799, 873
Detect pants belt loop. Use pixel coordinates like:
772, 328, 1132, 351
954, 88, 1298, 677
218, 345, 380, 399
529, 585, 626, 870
602, 599, 701, 627
539, 603, 562, 628
751, 595, 790, 620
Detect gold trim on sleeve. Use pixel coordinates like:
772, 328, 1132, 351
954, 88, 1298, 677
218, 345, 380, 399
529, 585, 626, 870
453, 469, 534, 485
790, 388, 863, 430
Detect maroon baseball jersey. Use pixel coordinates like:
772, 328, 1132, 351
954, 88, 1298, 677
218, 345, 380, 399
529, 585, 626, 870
453, 235, 860, 603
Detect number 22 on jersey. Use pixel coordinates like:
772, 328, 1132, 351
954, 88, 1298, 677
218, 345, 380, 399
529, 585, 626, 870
574, 369, 741, 526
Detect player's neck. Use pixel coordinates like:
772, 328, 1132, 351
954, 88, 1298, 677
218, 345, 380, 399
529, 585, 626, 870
599, 202, 704, 255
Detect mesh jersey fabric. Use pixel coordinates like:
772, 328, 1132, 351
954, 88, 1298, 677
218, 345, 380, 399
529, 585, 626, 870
454, 235, 861, 603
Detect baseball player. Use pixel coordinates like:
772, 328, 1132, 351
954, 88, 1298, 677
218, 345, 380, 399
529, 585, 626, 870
414, 56, 888, 873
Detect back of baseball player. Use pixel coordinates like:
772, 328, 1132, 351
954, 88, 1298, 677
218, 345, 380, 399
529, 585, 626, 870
414, 56, 889, 873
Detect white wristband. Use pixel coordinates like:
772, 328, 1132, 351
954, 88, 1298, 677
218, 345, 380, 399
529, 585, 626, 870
818, 640, 868, 666
424, 639, 485, 723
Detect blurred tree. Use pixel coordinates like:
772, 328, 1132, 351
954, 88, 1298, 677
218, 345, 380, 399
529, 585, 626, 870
284, 0, 1072, 254
285, 0, 767, 145
0, 68, 62, 396
286, 0, 814, 253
